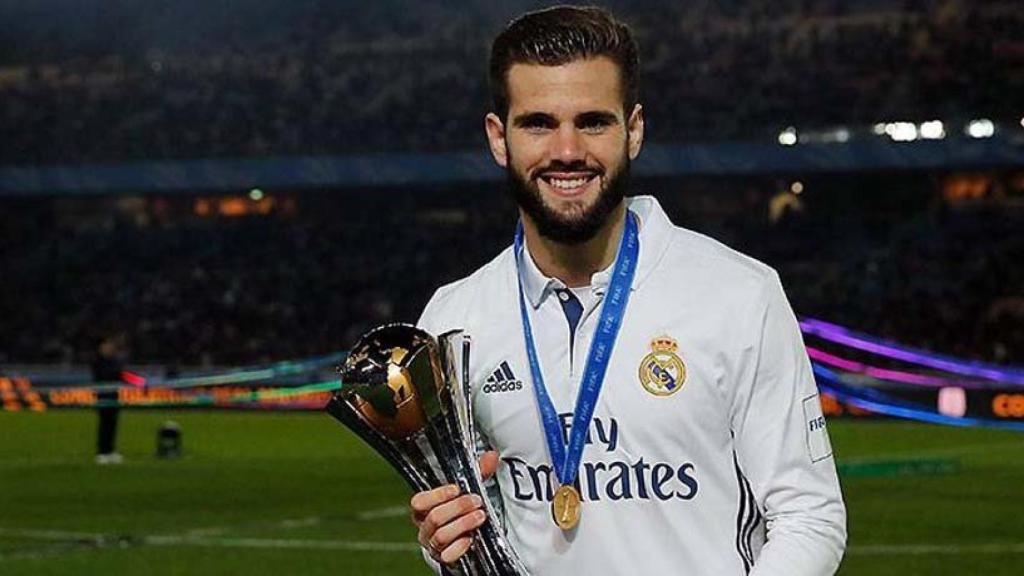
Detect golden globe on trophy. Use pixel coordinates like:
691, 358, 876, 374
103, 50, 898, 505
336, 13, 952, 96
325, 324, 527, 575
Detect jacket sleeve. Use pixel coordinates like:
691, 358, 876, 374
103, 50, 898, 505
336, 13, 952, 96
417, 282, 463, 338
731, 272, 847, 575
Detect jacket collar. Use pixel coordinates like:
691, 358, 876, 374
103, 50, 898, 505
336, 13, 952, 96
519, 195, 672, 308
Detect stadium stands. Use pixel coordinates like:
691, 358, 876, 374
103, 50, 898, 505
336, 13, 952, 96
1, 0, 1022, 164
1, 174, 1020, 366
0, 1, 1020, 367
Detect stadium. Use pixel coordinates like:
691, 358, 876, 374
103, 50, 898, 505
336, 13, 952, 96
1, 0, 1022, 574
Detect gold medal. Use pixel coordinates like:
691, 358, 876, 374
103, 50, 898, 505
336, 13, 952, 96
551, 484, 582, 530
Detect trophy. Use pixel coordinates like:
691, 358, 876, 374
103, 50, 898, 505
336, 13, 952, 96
325, 323, 527, 575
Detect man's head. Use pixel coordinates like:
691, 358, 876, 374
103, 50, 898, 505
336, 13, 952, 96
97, 331, 127, 359
98, 335, 118, 358
485, 6, 644, 245
489, 5, 640, 121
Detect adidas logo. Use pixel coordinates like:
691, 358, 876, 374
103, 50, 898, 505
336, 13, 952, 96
482, 361, 524, 394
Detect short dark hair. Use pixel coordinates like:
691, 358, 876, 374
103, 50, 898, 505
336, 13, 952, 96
489, 5, 640, 119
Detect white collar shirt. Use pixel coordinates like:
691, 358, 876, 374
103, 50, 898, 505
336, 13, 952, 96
418, 196, 846, 575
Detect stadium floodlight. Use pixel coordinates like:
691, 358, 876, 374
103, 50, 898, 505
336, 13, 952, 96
872, 123, 886, 136
807, 127, 851, 144
918, 120, 945, 140
884, 122, 918, 142
778, 127, 798, 146
1019, 117, 1024, 129
966, 119, 995, 139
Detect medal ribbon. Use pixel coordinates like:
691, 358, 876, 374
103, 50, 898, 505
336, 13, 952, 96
514, 211, 639, 487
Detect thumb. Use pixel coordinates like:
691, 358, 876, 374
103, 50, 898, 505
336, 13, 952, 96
479, 450, 499, 480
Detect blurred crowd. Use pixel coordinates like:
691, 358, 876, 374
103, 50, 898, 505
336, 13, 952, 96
1, 0, 1020, 369
1, 174, 1021, 367
715, 183, 1024, 365
0, 187, 516, 366
1, 0, 1022, 164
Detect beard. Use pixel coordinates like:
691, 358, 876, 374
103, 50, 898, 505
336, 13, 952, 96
506, 151, 630, 245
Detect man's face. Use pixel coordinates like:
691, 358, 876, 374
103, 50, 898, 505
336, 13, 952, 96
486, 57, 644, 244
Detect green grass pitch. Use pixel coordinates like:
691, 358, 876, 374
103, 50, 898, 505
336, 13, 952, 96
1, 410, 1022, 575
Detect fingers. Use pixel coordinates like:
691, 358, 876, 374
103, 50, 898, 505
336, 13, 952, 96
479, 450, 499, 480
419, 492, 484, 542
411, 487, 486, 565
440, 534, 476, 565
410, 484, 460, 525
408, 453, 501, 566
432, 509, 487, 563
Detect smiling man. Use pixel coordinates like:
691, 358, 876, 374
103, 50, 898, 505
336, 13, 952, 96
412, 6, 846, 575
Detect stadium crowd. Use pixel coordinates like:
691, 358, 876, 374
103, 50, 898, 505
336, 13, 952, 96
1, 0, 1022, 164
1, 175, 1021, 367
0, 187, 512, 366
1, 0, 1021, 369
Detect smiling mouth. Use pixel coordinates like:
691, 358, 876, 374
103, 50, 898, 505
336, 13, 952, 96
539, 172, 600, 195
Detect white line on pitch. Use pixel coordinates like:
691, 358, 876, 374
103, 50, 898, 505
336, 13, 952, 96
146, 535, 419, 552
1, 506, 396, 548
356, 505, 408, 520
0, 527, 419, 554
0, 527, 107, 540
10, 526, 1021, 557
0, 458, 83, 469
278, 516, 323, 528
147, 515, 324, 540
149, 506, 396, 541
849, 542, 1024, 555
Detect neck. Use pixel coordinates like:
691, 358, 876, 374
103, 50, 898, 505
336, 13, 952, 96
522, 203, 626, 288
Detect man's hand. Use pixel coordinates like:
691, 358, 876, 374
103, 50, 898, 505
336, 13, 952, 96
410, 450, 499, 565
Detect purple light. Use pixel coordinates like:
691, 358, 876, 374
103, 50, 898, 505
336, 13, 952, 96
801, 317, 1024, 385
813, 364, 1024, 432
807, 347, 991, 389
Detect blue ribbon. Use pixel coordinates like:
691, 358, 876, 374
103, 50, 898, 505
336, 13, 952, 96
514, 211, 640, 486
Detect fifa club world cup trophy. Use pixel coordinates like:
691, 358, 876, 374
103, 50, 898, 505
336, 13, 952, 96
325, 324, 527, 575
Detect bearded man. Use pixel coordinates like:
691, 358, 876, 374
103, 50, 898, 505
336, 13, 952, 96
412, 6, 846, 575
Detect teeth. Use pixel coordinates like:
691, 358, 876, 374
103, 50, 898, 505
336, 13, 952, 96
548, 177, 589, 190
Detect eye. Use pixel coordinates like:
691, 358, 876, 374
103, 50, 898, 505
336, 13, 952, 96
577, 115, 615, 134
521, 118, 555, 133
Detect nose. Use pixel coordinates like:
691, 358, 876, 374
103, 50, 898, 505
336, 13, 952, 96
549, 124, 585, 163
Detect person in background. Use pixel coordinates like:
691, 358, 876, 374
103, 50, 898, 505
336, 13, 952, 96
93, 334, 126, 464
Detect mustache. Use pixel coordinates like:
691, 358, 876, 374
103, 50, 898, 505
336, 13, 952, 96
532, 161, 603, 178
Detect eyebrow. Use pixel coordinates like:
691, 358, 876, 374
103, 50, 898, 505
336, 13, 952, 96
575, 111, 619, 126
511, 112, 556, 128
511, 110, 620, 128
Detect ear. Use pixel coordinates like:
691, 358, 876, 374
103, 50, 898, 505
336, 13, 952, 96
485, 112, 508, 168
626, 104, 645, 160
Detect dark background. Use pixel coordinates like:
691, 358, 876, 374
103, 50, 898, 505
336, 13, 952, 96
1, 0, 1021, 367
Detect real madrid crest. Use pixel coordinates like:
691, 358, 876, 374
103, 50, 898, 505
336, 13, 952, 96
639, 336, 687, 396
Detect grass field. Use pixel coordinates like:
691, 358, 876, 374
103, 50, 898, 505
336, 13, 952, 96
1, 410, 1022, 575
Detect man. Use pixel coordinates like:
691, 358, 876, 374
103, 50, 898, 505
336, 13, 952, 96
413, 6, 846, 575
93, 334, 125, 464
